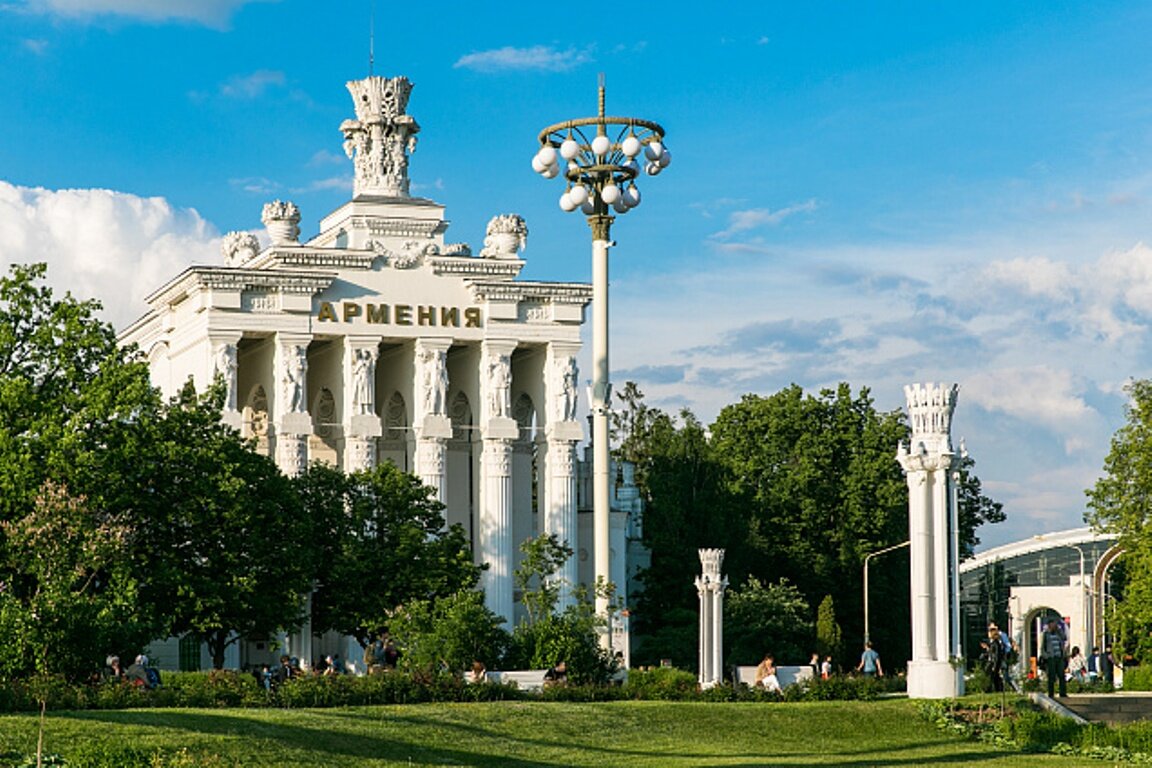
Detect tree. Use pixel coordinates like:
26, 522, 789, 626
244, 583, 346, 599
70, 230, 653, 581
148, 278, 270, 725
0, 263, 163, 678
302, 462, 482, 647
629, 407, 742, 668
118, 382, 314, 669
388, 589, 509, 679
0, 482, 151, 680
1087, 378, 1152, 660
725, 577, 813, 666
815, 595, 843, 666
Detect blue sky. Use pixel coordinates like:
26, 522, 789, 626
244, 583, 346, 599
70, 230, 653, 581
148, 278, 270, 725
3, 0, 1152, 550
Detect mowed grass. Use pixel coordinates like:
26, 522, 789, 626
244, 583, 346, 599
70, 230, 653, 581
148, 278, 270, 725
0, 699, 1076, 767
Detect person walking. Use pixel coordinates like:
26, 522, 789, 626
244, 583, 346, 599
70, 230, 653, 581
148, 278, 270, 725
857, 641, 883, 677
1039, 618, 1068, 698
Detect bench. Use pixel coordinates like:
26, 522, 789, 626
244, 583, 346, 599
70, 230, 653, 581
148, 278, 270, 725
734, 665, 814, 689
484, 669, 550, 692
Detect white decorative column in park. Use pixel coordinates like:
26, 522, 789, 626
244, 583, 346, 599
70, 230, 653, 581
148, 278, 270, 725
897, 382, 964, 699
696, 548, 728, 688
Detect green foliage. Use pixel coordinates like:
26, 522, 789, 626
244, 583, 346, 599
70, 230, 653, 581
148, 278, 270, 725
1087, 379, 1152, 663
513, 534, 572, 625
725, 577, 812, 665
815, 594, 843, 662
301, 462, 482, 646
388, 589, 509, 678
1121, 664, 1152, 691
622, 667, 699, 699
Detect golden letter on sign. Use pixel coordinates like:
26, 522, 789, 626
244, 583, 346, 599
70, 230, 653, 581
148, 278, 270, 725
366, 304, 389, 324
464, 308, 481, 328
317, 302, 337, 322
343, 303, 362, 322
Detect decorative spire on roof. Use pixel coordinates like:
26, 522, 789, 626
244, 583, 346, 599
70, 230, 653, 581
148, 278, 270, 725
341, 76, 420, 198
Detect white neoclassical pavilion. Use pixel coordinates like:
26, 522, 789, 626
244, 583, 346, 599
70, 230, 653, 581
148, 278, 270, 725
120, 74, 645, 671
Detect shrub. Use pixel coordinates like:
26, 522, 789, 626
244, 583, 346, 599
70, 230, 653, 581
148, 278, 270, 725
623, 667, 699, 700
1121, 664, 1152, 691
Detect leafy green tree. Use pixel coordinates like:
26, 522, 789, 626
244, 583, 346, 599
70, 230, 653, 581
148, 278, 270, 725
0, 482, 151, 680
506, 535, 613, 683
302, 462, 482, 647
0, 263, 164, 678
1087, 378, 1152, 661
388, 589, 509, 678
115, 382, 313, 669
629, 408, 741, 668
725, 577, 813, 666
815, 594, 843, 665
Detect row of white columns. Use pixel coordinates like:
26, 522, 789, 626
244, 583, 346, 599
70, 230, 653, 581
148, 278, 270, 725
209, 330, 585, 625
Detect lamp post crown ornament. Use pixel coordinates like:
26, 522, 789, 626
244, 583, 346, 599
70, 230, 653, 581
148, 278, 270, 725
533, 75, 670, 239
698, 548, 725, 576
898, 382, 960, 472
342, 75, 420, 198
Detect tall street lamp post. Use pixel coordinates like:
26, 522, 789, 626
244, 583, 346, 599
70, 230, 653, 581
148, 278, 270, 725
534, 76, 670, 624
863, 540, 910, 644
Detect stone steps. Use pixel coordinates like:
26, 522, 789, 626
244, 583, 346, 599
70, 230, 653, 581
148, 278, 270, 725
1059, 694, 1152, 724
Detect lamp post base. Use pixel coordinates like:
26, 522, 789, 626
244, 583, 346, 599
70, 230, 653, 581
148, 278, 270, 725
907, 659, 964, 699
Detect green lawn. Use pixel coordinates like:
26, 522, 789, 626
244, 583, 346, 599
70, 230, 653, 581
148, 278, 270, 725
0, 699, 1078, 767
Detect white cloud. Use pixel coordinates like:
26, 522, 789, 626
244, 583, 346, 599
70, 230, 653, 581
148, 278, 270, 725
454, 45, 591, 73
15, 0, 272, 26
219, 69, 285, 99
22, 38, 48, 54
0, 182, 218, 331
982, 256, 1073, 301
964, 366, 1095, 444
712, 199, 818, 239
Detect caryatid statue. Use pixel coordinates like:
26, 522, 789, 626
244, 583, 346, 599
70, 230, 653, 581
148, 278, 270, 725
351, 348, 376, 416
341, 76, 420, 198
281, 345, 308, 414
487, 354, 511, 420
420, 348, 449, 417
214, 343, 238, 412
554, 356, 578, 422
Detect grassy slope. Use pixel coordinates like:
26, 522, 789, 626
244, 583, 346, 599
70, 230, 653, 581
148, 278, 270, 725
0, 700, 1076, 767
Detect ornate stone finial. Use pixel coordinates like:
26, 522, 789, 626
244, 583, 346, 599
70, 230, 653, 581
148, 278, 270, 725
479, 214, 528, 259
342, 76, 421, 198
698, 548, 725, 577
903, 382, 959, 438
220, 231, 261, 267
261, 200, 301, 245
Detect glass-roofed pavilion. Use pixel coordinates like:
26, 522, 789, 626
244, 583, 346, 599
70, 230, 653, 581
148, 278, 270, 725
959, 528, 1121, 675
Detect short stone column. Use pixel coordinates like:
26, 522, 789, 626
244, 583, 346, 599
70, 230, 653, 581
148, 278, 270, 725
696, 548, 728, 688
897, 382, 964, 699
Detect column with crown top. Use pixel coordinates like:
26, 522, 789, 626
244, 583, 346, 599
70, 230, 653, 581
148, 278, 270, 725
696, 548, 728, 688
897, 382, 964, 698
478, 340, 519, 621
414, 339, 453, 502
545, 344, 582, 609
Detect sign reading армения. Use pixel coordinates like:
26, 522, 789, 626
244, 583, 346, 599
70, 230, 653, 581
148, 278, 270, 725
316, 301, 482, 328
